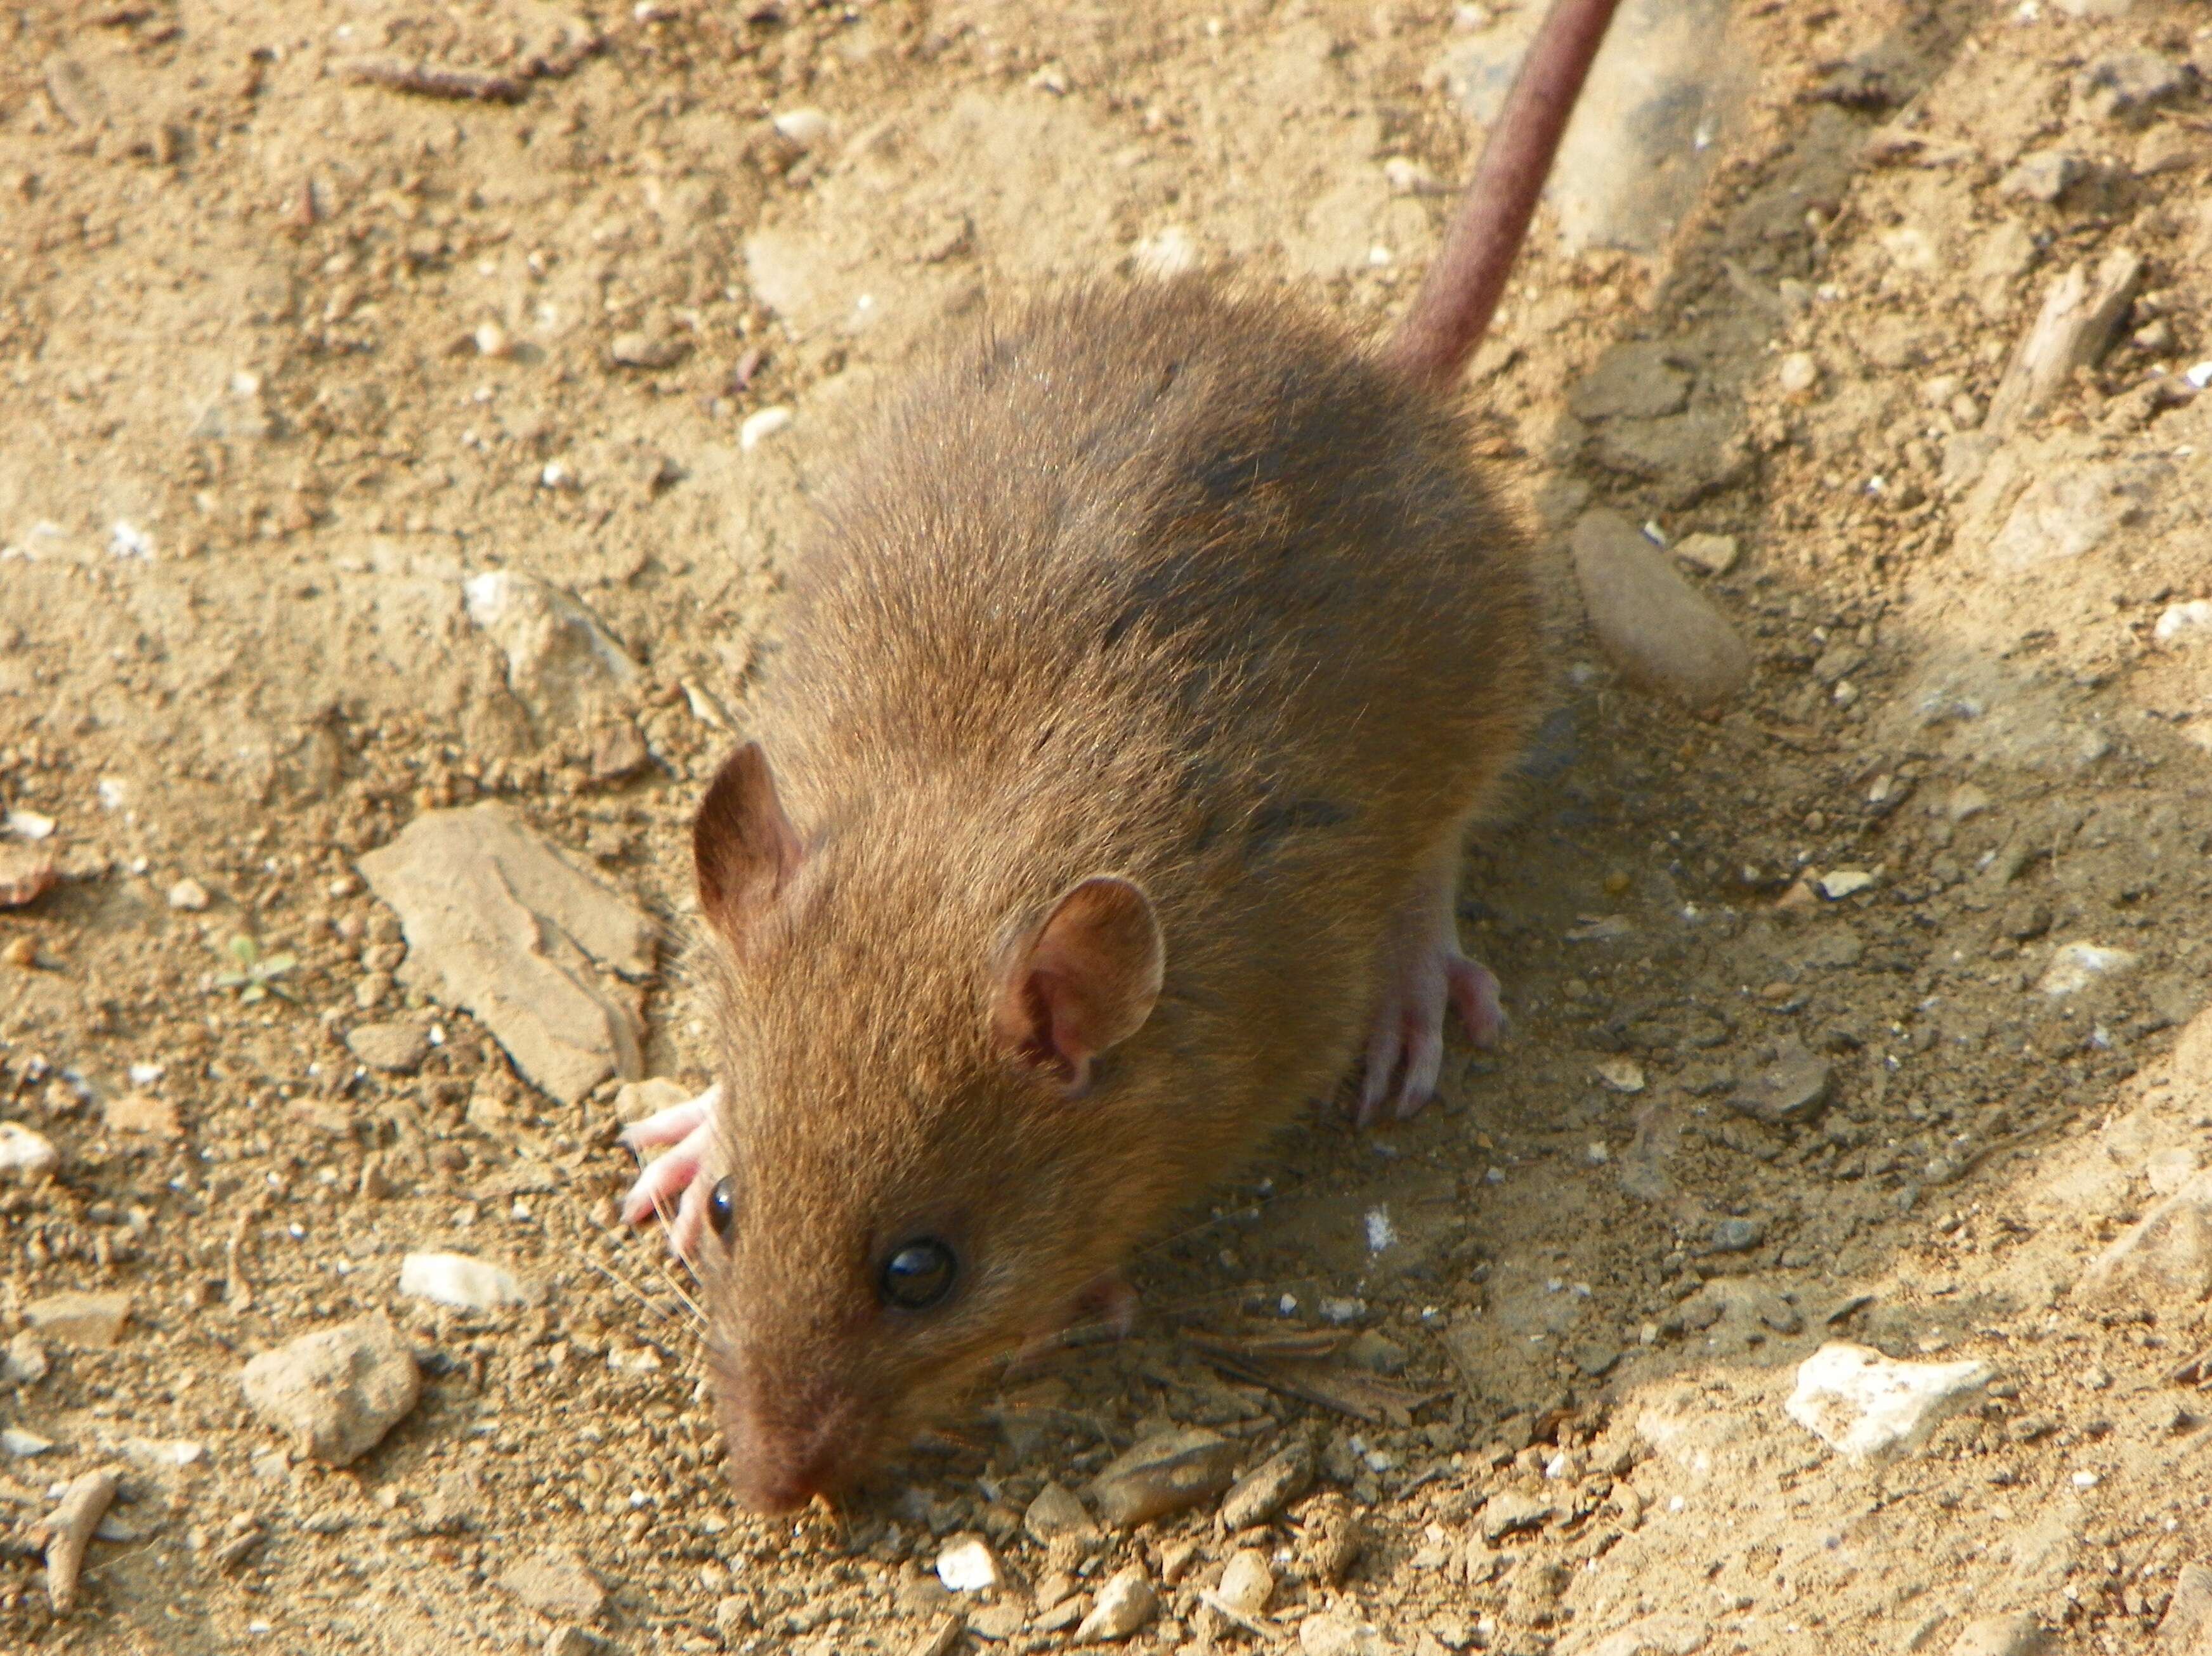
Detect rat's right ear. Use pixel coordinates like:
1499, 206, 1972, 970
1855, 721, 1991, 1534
694, 741, 802, 946
993, 875, 1164, 1095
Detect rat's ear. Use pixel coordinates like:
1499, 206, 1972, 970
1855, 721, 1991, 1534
993, 876, 1163, 1093
694, 742, 802, 945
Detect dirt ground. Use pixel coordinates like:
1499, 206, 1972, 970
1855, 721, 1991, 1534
4, 0, 2212, 1652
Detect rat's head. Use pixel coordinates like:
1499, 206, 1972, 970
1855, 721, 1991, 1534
687, 742, 1170, 1513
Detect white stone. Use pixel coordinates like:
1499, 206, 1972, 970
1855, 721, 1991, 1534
1, 1427, 55, 1456
166, 877, 211, 911
935, 1534, 1005, 1593
739, 406, 794, 451
1077, 1563, 1157, 1641
1597, 1058, 1647, 1093
0, 1122, 58, 1181
2155, 600, 2212, 644
1132, 226, 1200, 280
1785, 1341, 1994, 1463
2038, 942, 2138, 998
770, 107, 831, 150
1818, 869, 1875, 899
398, 1252, 537, 1314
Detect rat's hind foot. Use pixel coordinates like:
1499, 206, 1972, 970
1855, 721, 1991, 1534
619, 1084, 722, 1258
1354, 868, 1503, 1127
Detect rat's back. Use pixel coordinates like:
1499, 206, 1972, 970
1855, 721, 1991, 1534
763, 276, 1539, 864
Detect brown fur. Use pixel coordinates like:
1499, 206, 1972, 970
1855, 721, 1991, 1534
693, 275, 1541, 1509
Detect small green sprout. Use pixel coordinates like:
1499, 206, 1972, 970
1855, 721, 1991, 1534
212, 935, 299, 1004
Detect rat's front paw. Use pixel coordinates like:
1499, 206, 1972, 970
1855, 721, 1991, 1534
619, 1084, 722, 1259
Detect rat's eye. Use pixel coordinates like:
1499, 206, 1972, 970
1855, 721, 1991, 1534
708, 1176, 736, 1238
879, 1239, 958, 1311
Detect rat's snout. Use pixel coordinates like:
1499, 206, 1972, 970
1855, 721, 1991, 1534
715, 1366, 871, 1515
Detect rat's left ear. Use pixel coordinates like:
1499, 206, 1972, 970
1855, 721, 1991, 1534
693, 741, 802, 948
992, 875, 1164, 1094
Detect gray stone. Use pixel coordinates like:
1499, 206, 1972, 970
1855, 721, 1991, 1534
1991, 460, 2168, 573
1023, 1481, 1100, 1546
344, 1020, 429, 1074
1221, 1441, 1314, 1530
1571, 510, 1751, 707
2078, 1171, 2212, 1312
24, 1291, 131, 1348
2075, 52, 2192, 126
1436, 0, 1740, 254
462, 571, 641, 729
1999, 151, 2088, 204
358, 805, 655, 1103
1948, 1614, 2045, 1656
2157, 1561, 2212, 1648
1299, 1614, 1402, 1656
1581, 1616, 1713, 1656
240, 1316, 421, 1466
1480, 1489, 1559, 1541
1708, 1217, 1765, 1254
1726, 1038, 1833, 1125
1569, 344, 1692, 421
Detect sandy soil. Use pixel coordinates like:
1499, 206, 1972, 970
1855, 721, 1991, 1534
4, 1, 2212, 1652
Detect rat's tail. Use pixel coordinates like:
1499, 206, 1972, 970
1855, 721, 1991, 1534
1382, 0, 1621, 389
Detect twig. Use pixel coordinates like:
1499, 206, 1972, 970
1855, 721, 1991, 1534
340, 58, 528, 103
36, 1468, 117, 1614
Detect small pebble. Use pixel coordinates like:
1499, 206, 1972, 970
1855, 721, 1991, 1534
1215, 1551, 1275, 1617
346, 1020, 431, 1074
500, 1548, 608, 1621
240, 1315, 420, 1466
103, 1091, 181, 1138
474, 322, 511, 359
166, 876, 212, 911
1, 1426, 54, 1456
1818, 868, 1875, 899
1595, 1058, 1646, 1094
1381, 157, 1443, 195
1673, 531, 1739, 575
740, 406, 794, 450
610, 330, 690, 370
1777, 352, 1820, 398
1076, 1563, 1156, 1642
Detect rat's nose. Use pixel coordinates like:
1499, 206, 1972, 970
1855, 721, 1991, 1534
728, 1414, 852, 1514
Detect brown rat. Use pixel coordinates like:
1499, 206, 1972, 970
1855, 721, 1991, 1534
624, 0, 1620, 1513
